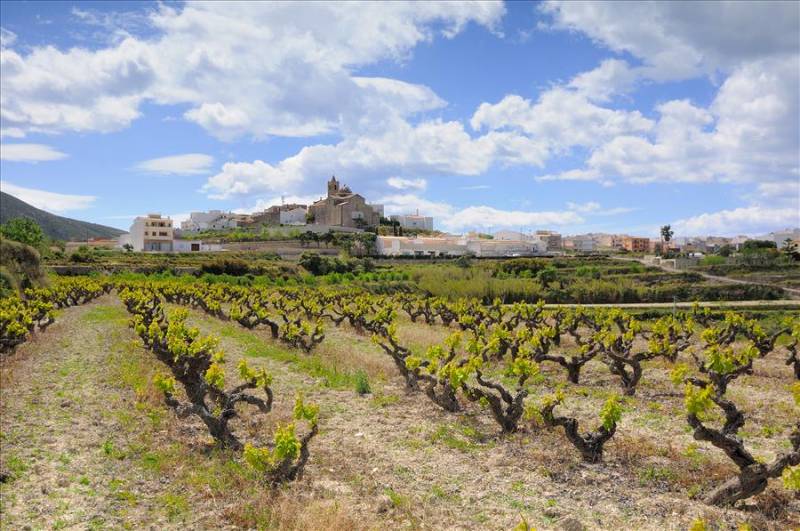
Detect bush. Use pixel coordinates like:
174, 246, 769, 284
0, 217, 44, 248
0, 237, 46, 294
200, 258, 250, 276
354, 370, 371, 395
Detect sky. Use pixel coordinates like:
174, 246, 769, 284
0, 1, 798, 237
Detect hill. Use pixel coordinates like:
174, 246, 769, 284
0, 191, 125, 242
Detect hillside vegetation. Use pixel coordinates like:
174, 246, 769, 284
0, 191, 124, 241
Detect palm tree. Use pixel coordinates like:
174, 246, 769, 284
660, 225, 674, 255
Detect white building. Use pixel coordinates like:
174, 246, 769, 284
119, 214, 174, 252
279, 206, 308, 225
390, 212, 434, 231
375, 235, 545, 257
181, 210, 242, 232
172, 239, 223, 252
466, 238, 544, 257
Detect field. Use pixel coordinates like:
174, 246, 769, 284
1, 268, 799, 530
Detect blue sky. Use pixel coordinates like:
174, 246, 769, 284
1, 1, 798, 236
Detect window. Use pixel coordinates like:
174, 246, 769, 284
159, 232, 167, 236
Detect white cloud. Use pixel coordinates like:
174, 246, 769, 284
470, 89, 653, 153
0, 143, 67, 162
542, 55, 799, 189
0, 27, 16, 48
567, 58, 640, 102
202, 117, 535, 199
566, 201, 600, 213
1, 181, 95, 212
673, 206, 800, 236
376, 193, 583, 232
387, 177, 427, 191
540, 1, 799, 81
135, 153, 214, 175
1, 2, 504, 139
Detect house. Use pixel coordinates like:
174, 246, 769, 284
119, 214, 174, 252
564, 235, 595, 253
535, 230, 562, 251
622, 236, 650, 253
389, 211, 434, 231
376, 236, 466, 257
375, 235, 546, 257
172, 239, 223, 252
247, 204, 308, 226
181, 210, 249, 232
465, 238, 544, 257
308, 176, 381, 228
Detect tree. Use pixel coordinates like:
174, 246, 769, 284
122, 243, 134, 253
660, 225, 673, 254
717, 244, 734, 257
0, 217, 45, 248
782, 238, 800, 262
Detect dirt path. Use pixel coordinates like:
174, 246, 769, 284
0, 298, 189, 529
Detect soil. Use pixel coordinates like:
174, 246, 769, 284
1, 296, 798, 530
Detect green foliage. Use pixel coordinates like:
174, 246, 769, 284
782, 465, 800, 491
0, 217, 45, 247
684, 384, 714, 416
599, 395, 623, 430
354, 369, 371, 395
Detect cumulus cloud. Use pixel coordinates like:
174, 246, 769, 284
376, 193, 583, 232
1, 181, 95, 212
202, 116, 546, 199
540, 1, 800, 80
0, 143, 67, 162
1, 2, 504, 139
135, 153, 214, 175
470, 90, 653, 151
387, 177, 427, 191
566, 201, 601, 213
672, 206, 800, 236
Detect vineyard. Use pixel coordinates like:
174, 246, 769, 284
1, 275, 799, 529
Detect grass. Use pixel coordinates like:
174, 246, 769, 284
209, 319, 364, 390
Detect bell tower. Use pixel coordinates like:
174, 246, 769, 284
327, 175, 339, 196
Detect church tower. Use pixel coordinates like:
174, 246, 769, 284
327, 176, 339, 196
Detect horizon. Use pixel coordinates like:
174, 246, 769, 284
1, 1, 798, 237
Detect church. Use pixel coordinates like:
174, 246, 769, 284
308, 177, 382, 228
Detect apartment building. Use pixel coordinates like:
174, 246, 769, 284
119, 214, 174, 252
622, 236, 650, 253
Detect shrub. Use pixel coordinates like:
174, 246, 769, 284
354, 370, 371, 395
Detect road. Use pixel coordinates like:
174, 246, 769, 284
611, 256, 800, 300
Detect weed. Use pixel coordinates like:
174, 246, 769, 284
354, 370, 371, 395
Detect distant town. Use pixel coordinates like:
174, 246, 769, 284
103, 176, 800, 261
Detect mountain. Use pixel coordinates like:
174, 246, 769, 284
0, 191, 125, 241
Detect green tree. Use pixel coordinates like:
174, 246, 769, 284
0, 217, 45, 248
660, 225, 673, 254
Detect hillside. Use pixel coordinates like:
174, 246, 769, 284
0, 191, 124, 242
